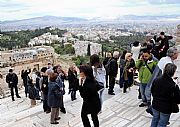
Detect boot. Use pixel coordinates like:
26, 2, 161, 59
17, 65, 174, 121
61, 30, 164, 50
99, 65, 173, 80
12, 97, 15, 101
60, 107, 66, 114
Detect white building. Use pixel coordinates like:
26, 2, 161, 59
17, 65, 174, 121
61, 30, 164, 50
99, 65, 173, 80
74, 41, 102, 56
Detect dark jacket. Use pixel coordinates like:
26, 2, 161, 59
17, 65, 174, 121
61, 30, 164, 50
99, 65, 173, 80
21, 69, 31, 86
41, 76, 49, 95
151, 75, 180, 114
109, 57, 118, 77
79, 78, 101, 114
28, 84, 38, 100
68, 70, 79, 91
48, 81, 64, 108
6, 73, 18, 88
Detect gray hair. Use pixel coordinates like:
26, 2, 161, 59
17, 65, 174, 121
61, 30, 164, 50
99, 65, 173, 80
113, 51, 119, 58
167, 47, 178, 57
163, 63, 177, 77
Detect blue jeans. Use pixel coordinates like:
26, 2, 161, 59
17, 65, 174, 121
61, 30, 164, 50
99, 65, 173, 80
98, 88, 104, 110
139, 83, 148, 103
119, 68, 124, 88
151, 108, 171, 127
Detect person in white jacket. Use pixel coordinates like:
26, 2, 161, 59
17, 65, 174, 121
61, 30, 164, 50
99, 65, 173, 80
131, 41, 141, 62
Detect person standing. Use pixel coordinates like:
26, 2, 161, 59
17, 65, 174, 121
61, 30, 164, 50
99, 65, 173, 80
6, 69, 21, 101
68, 65, 79, 101
48, 72, 65, 124
108, 51, 119, 95
103, 53, 112, 88
28, 79, 38, 107
151, 63, 180, 127
21, 69, 31, 97
54, 65, 67, 114
156, 32, 172, 59
119, 50, 127, 89
79, 65, 101, 127
136, 50, 158, 107
40, 67, 51, 113
90, 54, 106, 111
122, 53, 135, 93
131, 41, 141, 62
145, 47, 179, 115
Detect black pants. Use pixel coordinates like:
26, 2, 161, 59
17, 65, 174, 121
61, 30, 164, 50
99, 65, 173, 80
105, 74, 109, 87
71, 90, 76, 101
24, 85, 28, 97
108, 76, 115, 93
81, 109, 99, 127
10, 85, 19, 98
43, 94, 51, 112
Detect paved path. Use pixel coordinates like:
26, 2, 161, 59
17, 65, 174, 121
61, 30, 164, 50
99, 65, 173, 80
0, 50, 180, 127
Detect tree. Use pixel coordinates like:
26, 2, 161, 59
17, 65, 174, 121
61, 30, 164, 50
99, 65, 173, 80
87, 43, 91, 56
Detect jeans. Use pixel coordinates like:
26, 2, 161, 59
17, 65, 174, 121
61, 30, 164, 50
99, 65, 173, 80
119, 68, 124, 88
139, 83, 148, 103
98, 88, 104, 110
151, 108, 171, 127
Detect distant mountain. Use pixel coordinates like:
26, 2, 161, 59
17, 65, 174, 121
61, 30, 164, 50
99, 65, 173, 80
0, 16, 88, 31
1, 15, 180, 31
116, 15, 180, 20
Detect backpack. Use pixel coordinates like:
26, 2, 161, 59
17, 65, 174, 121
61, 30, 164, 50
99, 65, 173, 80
105, 58, 112, 75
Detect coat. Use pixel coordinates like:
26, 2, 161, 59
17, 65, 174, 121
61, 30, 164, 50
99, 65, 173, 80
68, 70, 79, 91
79, 78, 101, 114
6, 73, 18, 88
136, 58, 158, 84
48, 81, 64, 108
109, 57, 118, 77
41, 76, 49, 95
151, 75, 180, 114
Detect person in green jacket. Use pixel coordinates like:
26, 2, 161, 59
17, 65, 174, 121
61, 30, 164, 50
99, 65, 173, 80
136, 49, 158, 107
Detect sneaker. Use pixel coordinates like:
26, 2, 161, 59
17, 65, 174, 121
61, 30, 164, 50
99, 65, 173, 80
139, 103, 147, 107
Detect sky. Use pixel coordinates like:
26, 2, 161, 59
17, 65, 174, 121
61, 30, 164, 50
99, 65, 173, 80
0, 0, 180, 21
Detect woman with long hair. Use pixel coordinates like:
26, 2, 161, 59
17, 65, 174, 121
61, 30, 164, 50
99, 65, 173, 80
79, 64, 101, 127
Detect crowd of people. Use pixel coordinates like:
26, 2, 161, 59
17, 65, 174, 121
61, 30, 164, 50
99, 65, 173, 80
5, 32, 180, 127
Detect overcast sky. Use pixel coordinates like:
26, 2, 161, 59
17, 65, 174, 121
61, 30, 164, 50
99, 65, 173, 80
0, 0, 180, 21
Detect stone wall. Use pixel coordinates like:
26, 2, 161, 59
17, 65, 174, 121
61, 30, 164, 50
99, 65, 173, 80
176, 24, 180, 45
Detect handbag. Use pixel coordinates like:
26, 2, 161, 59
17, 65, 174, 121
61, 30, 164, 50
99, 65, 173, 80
172, 84, 180, 113
96, 81, 104, 91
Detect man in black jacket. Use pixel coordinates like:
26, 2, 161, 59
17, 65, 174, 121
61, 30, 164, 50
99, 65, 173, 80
108, 51, 119, 95
6, 69, 21, 101
156, 32, 173, 59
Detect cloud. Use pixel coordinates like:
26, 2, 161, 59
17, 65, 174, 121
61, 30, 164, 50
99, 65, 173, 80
148, 0, 180, 4
0, 0, 180, 21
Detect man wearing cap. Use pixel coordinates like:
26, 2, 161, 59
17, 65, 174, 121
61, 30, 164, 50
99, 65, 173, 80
6, 69, 21, 101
